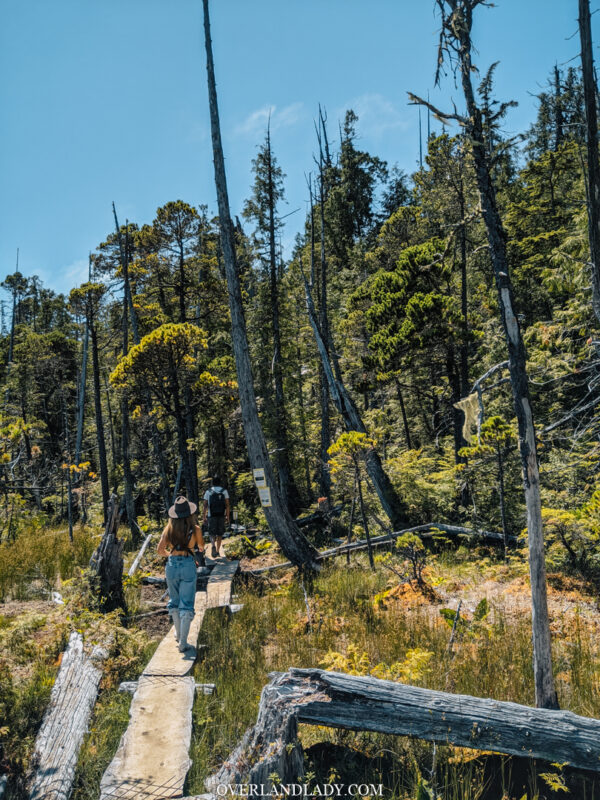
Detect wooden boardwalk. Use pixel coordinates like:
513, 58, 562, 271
99, 549, 238, 800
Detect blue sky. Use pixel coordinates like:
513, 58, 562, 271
0, 0, 595, 295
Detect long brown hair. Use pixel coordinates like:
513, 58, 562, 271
165, 513, 197, 550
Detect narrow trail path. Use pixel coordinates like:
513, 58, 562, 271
99, 548, 238, 799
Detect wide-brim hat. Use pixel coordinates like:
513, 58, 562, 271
168, 495, 197, 519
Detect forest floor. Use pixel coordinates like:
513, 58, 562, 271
1, 533, 600, 799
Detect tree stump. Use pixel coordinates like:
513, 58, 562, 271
89, 493, 125, 611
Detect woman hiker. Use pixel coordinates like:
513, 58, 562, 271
157, 495, 205, 652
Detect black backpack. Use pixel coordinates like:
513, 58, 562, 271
209, 489, 226, 516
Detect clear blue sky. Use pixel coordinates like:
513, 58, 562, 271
0, 0, 595, 295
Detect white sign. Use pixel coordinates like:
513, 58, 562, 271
258, 487, 272, 507
253, 468, 266, 488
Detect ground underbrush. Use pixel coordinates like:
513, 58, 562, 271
0, 591, 157, 799
188, 551, 600, 799
0, 524, 98, 602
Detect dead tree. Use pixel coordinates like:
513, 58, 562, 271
579, 0, 600, 325
409, 0, 557, 710
202, 0, 320, 572
27, 632, 108, 800
112, 212, 137, 537
204, 668, 600, 797
303, 275, 409, 529
89, 494, 125, 612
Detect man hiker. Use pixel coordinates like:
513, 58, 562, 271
203, 476, 230, 558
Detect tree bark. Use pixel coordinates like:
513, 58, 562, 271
356, 468, 374, 570
116, 220, 137, 536
266, 126, 300, 514
74, 321, 88, 465
395, 380, 413, 450
202, 0, 320, 571
438, 0, 557, 709
579, 0, 600, 325
89, 493, 125, 612
90, 322, 109, 521
205, 668, 600, 796
27, 632, 108, 800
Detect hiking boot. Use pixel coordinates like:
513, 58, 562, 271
211, 544, 218, 558
178, 611, 194, 652
170, 609, 181, 642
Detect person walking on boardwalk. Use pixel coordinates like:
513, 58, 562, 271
203, 476, 230, 558
157, 495, 205, 652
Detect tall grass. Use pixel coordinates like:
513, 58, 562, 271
186, 555, 600, 799
0, 525, 97, 601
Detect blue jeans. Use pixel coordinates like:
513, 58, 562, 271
166, 555, 196, 616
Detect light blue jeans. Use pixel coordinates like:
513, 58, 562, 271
166, 555, 196, 617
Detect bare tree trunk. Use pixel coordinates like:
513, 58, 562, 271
120, 223, 137, 538
421, 0, 557, 709
202, 0, 320, 571
356, 466, 374, 570
266, 127, 300, 514
579, 0, 600, 325
497, 444, 508, 559
295, 337, 312, 504
90, 321, 110, 520
304, 277, 409, 529
394, 380, 413, 450
75, 321, 88, 465
62, 397, 73, 542
553, 64, 564, 151
103, 371, 118, 486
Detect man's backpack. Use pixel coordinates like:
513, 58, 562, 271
209, 489, 226, 517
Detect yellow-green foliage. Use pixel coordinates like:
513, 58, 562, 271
320, 642, 435, 684
110, 322, 209, 389
387, 448, 456, 521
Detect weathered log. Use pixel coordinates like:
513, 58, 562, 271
27, 632, 108, 800
89, 494, 125, 611
204, 672, 307, 796
204, 668, 600, 796
246, 522, 514, 575
127, 533, 153, 577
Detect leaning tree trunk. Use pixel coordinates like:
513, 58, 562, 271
202, 0, 319, 571
579, 0, 600, 325
303, 277, 409, 529
437, 0, 557, 710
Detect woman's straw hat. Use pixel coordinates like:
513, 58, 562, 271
168, 495, 197, 519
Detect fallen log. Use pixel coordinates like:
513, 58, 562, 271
127, 533, 153, 577
204, 668, 600, 796
27, 632, 109, 800
246, 522, 515, 575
